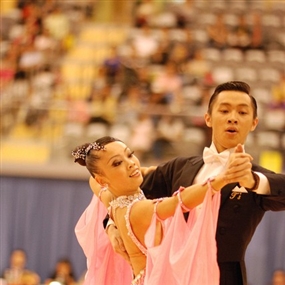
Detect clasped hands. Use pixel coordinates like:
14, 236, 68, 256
222, 143, 257, 190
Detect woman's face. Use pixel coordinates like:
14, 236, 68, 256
96, 141, 143, 196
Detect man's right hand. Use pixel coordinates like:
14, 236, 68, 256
106, 224, 131, 264
224, 144, 255, 188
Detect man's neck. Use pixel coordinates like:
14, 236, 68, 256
209, 142, 244, 154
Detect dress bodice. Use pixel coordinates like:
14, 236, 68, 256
109, 190, 148, 256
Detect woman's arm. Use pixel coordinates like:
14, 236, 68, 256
132, 173, 227, 224
156, 173, 226, 220
89, 177, 113, 208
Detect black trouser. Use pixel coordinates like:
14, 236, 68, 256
219, 262, 246, 285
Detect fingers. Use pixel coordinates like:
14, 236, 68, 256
228, 155, 253, 167
228, 153, 253, 166
113, 237, 131, 263
234, 144, 243, 153
224, 154, 253, 183
224, 169, 252, 184
117, 236, 127, 252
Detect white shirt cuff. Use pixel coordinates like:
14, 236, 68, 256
252, 171, 270, 194
106, 218, 115, 231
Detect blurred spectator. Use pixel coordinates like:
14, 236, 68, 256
150, 27, 173, 65
120, 46, 146, 94
249, 11, 265, 50
228, 14, 251, 51
152, 115, 185, 162
206, 12, 229, 50
20, 271, 40, 285
270, 269, 285, 285
118, 84, 146, 125
0, 57, 16, 91
45, 258, 76, 285
183, 29, 196, 60
120, 66, 152, 108
151, 60, 183, 109
21, 2, 42, 38
43, 6, 70, 50
34, 27, 58, 63
18, 43, 44, 78
135, 66, 152, 104
66, 98, 90, 125
87, 84, 118, 127
134, 0, 157, 28
167, 0, 195, 28
102, 46, 122, 85
186, 48, 212, 84
2, 249, 28, 285
131, 23, 159, 58
168, 41, 191, 73
271, 71, 285, 109
128, 112, 155, 161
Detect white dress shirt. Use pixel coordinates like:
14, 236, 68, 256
194, 143, 270, 194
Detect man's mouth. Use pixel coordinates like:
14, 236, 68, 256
226, 128, 237, 133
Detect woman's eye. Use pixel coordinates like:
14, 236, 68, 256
113, 161, 122, 167
128, 151, 135, 158
220, 110, 228, 113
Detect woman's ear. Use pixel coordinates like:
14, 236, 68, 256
95, 176, 106, 187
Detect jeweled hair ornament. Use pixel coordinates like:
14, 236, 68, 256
72, 142, 105, 162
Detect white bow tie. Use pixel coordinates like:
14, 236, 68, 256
203, 147, 230, 165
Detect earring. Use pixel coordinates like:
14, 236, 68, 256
101, 184, 108, 191
98, 184, 108, 201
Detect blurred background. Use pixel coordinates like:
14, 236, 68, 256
1, 0, 284, 285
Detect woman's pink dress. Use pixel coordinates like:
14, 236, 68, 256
75, 187, 220, 285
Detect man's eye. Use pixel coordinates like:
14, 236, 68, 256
239, 111, 247, 115
220, 110, 228, 113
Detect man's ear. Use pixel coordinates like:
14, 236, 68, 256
251, 117, 259, 131
204, 113, 212, 127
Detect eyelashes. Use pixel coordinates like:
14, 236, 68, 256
111, 151, 135, 167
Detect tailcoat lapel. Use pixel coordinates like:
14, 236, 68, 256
184, 156, 238, 206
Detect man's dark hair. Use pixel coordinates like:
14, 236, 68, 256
207, 81, 258, 118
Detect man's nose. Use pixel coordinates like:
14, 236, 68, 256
228, 112, 238, 123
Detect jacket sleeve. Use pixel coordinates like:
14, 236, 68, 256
252, 163, 285, 196
252, 164, 285, 211
141, 157, 188, 199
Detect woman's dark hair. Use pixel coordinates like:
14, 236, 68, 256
72, 136, 122, 178
207, 81, 258, 118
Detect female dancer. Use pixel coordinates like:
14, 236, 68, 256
72, 136, 251, 285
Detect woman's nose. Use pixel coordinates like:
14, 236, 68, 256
128, 159, 135, 168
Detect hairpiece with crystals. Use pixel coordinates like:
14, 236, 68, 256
72, 142, 105, 165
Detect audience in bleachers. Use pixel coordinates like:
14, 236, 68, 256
45, 258, 76, 285
1, 0, 285, 165
1, 249, 40, 285
270, 269, 285, 285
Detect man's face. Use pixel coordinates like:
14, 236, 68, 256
204, 91, 258, 153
